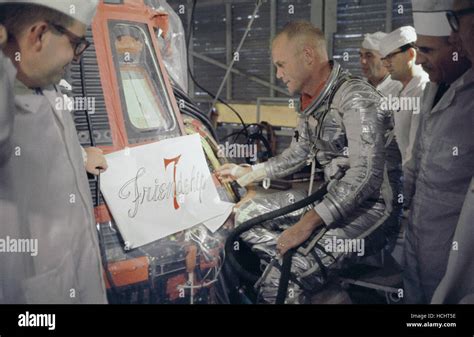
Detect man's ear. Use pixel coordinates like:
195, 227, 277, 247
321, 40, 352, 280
25, 22, 49, 54
408, 47, 416, 60
303, 46, 314, 65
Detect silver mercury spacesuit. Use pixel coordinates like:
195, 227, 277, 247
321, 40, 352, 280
235, 61, 403, 303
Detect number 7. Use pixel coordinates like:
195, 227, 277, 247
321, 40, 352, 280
164, 155, 182, 210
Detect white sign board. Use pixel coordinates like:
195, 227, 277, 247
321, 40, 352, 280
100, 134, 234, 248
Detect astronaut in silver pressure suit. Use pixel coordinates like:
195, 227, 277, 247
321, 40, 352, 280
217, 21, 402, 304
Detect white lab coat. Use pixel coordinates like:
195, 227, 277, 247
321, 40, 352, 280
0, 51, 33, 303
376, 74, 403, 98
0, 51, 15, 164
0, 53, 107, 303
394, 65, 429, 165
431, 177, 474, 304
403, 68, 474, 303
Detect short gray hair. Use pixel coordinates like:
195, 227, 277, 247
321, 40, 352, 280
273, 20, 327, 53
0, 4, 74, 41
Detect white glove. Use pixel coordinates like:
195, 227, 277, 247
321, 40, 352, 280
216, 163, 251, 183
236, 166, 267, 187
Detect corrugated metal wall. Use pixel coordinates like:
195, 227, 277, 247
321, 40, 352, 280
334, 0, 414, 77
168, 0, 310, 102
392, 0, 414, 29
189, 2, 227, 99
168, 0, 413, 101
69, 28, 113, 147
231, 1, 271, 101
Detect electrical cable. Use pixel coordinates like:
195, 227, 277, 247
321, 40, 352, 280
275, 249, 294, 304
209, 0, 263, 113
79, 55, 119, 297
225, 181, 330, 285
172, 84, 219, 140
96, 170, 120, 299
186, 0, 249, 138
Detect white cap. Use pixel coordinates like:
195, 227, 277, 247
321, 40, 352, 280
361, 32, 387, 52
411, 0, 454, 36
0, 0, 99, 26
379, 26, 417, 58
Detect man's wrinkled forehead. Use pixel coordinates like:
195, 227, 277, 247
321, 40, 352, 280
274, 33, 309, 53
416, 34, 448, 49
359, 47, 381, 56
272, 33, 291, 50
272, 35, 293, 59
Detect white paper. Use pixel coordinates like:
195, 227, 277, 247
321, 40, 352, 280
100, 134, 234, 248
201, 202, 234, 233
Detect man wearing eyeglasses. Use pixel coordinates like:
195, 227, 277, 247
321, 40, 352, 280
403, 0, 473, 304
359, 32, 403, 97
447, 0, 474, 61
379, 26, 429, 166
431, 0, 474, 304
0, 1, 107, 303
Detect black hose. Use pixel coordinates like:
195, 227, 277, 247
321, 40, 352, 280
79, 57, 95, 148
247, 132, 273, 163
276, 249, 294, 304
80, 50, 118, 295
225, 168, 347, 304
96, 172, 119, 298
224, 180, 329, 285
181, 109, 218, 139
172, 85, 219, 140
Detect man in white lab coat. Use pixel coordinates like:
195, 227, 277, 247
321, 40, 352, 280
0, 23, 32, 303
403, 0, 473, 303
359, 32, 402, 97
379, 26, 430, 166
0, 1, 108, 303
431, 0, 474, 304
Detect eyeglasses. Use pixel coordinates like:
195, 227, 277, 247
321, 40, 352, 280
381, 49, 405, 62
47, 22, 91, 57
446, 7, 474, 32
